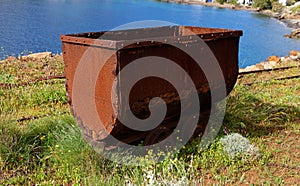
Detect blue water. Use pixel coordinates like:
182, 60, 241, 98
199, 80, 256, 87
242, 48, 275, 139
0, 0, 299, 67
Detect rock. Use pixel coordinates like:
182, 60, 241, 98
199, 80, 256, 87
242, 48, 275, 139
5, 56, 17, 61
268, 61, 278, 67
291, 28, 300, 36
284, 56, 291, 61
255, 7, 261, 12
280, 56, 287, 61
280, 13, 288, 19
241, 52, 299, 73
255, 63, 265, 70
290, 50, 300, 60
242, 60, 280, 72
290, 56, 299, 60
244, 65, 257, 71
239, 68, 246, 73
267, 55, 281, 63
19, 52, 52, 60
264, 62, 275, 69
285, 28, 300, 39
290, 50, 299, 56
244, 64, 264, 71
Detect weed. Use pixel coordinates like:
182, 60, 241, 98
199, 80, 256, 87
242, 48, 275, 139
220, 133, 259, 159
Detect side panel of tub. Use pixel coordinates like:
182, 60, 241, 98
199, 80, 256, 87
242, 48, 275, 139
62, 42, 118, 140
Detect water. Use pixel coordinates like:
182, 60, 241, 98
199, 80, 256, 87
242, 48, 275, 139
0, 0, 299, 67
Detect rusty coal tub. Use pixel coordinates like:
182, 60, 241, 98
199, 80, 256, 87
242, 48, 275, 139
60, 26, 243, 146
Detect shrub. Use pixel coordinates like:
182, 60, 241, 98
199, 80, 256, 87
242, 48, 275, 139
286, 0, 296, 6
272, 1, 284, 12
252, 0, 272, 9
216, 0, 227, 5
292, 5, 300, 14
228, 0, 239, 5
219, 133, 259, 159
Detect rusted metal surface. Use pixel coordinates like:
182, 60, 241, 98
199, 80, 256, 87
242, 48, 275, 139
60, 26, 243, 145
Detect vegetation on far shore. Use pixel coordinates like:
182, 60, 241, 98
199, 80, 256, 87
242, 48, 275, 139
0, 55, 299, 185
161, 0, 300, 11
164, 0, 300, 21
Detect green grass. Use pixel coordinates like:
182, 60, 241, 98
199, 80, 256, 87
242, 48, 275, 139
292, 5, 300, 14
0, 57, 299, 185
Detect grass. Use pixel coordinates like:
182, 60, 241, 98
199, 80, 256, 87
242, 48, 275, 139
0, 56, 299, 185
292, 5, 300, 14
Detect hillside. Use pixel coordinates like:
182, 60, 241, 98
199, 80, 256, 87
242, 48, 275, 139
0, 54, 299, 185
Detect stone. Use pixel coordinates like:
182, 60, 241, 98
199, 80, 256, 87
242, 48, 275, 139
5, 56, 17, 61
255, 63, 265, 70
19, 52, 52, 60
241, 51, 300, 73
268, 61, 278, 67
290, 50, 298, 56
285, 28, 300, 39
290, 50, 300, 60
292, 28, 300, 35
264, 62, 275, 69
280, 13, 288, 19
280, 57, 287, 62
239, 68, 246, 73
244, 65, 257, 71
244, 64, 264, 71
267, 55, 281, 63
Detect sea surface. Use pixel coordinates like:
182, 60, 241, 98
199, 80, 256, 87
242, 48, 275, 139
0, 0, 299, 67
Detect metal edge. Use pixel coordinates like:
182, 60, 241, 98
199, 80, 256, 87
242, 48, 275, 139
60, 26, 243, 49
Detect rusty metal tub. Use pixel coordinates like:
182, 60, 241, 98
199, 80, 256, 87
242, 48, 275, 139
60, 26, 243, 145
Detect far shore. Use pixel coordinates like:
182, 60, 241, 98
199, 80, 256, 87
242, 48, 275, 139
161, 0, 300, 30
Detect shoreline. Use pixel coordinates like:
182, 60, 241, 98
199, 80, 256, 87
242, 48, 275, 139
239, 50, 300, 72
3, 50, 299, 74
162, 0, 300, 34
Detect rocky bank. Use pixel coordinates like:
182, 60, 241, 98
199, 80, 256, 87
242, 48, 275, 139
239, 50, 300, 72
3, 50, 299, 74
